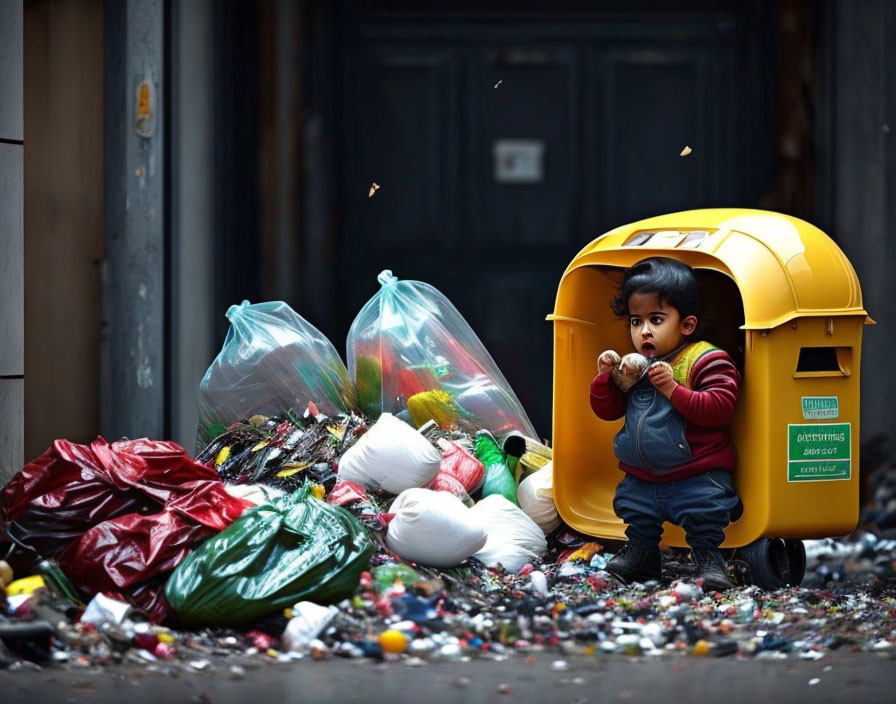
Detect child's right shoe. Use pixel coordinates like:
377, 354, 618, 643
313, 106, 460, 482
605, 541, 662, 584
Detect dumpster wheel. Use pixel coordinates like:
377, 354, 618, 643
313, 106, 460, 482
731, 538, 806, 589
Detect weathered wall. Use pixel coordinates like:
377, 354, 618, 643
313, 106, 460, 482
23, 0, 104, 461
0, 0, 24, 485
817, 0, 896, 444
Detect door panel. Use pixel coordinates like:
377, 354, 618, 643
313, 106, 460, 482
467, 48, 580, 250
339, 11, 773, 439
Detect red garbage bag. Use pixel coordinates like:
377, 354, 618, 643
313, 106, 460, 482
58, 510, 225, 623
0, 436, 250, 622
0, 437, 245, 554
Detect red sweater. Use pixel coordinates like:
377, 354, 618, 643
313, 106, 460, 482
590, 348, 740, 482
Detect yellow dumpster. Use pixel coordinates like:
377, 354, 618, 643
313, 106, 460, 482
548, 208, 872, 586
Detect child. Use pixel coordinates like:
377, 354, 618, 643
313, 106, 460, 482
590, 256, 741, 591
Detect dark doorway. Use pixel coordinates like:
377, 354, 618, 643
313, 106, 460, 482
335, 2, 775, 439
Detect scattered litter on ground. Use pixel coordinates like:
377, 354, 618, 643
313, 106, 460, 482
2, 412, 895, 673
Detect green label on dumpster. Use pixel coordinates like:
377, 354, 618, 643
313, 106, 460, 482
787, 423, 851, 482
801, 396, 839, 420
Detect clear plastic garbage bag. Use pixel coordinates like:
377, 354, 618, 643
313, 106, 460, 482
347, 271, 538, 439
196, 300, 356, 450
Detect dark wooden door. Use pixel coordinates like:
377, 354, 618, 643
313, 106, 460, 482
337, 6, 773, 439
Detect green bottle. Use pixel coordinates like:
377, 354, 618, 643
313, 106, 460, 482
474, 430, 518, 505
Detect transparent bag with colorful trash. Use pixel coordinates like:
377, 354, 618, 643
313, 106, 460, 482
196, 300, 356, 450
346, 270, 538, 439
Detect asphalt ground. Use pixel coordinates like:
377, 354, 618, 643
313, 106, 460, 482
1, 650, 894, 704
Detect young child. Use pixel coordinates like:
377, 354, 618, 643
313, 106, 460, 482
590, 256, 741, 591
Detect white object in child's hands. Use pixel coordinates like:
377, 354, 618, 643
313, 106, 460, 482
612, 352, 650, 391
597, 349, 621, 374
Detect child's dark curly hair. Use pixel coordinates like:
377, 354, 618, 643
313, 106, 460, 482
610, 257, 701, 320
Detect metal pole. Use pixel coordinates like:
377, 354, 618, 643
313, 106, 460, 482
101, 0, 166, 441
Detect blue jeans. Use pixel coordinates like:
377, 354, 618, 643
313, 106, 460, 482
613, 471, 742, 550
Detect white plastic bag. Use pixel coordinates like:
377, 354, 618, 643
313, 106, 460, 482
385, 488, 487, 568
223, 483, 285, 507
469, 494, 547, 572
517, 461, 561, 534
282, 601, 339, 652
347, 270, 538, 438
336, 413, 441, 494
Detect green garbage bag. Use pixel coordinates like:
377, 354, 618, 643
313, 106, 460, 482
474, 430, 518, 505
164, 484, 374, 627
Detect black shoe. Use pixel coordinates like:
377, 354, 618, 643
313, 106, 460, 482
606, 542, 662, 584
693, 549, 734, 591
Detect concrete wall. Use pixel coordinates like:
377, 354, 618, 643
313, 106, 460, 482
0, 0, 24, 485
818, 0, 896, 444
23, 0, 104, 461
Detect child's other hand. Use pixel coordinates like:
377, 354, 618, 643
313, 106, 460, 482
597, 350, 621, 375
648, 361, 676, 397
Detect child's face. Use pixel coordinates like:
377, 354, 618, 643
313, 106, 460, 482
627, 292, 697, 359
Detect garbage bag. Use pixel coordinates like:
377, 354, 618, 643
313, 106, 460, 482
164, 485, 374, 627
196, 300, 356, 450
469, 495, 547, 573
347, 270, 538, 438
385, 488, 486, 568
517, 461, 561, 534
336, 413, 441, 494
58, 509, 226, 623
474, 430, 518, 505
0, 437, 248, 558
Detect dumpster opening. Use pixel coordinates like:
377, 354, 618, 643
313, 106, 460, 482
587, 264, 746, 371
794, 346, 851, 377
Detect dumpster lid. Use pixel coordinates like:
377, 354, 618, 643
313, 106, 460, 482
554, 209, 868, 330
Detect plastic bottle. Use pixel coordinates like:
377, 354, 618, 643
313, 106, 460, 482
474, 430, 518, 505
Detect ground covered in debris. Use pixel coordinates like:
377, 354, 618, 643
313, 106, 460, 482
2, 412, 895, 674
3, 531, 894, 673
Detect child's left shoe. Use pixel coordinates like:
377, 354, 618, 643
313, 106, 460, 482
692, 550, 734, 591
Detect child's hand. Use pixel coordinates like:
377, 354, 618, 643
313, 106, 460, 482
597, 350, 621, 375
648, 361, 676, 398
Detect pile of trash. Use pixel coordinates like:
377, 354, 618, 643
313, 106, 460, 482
2, 271, 895, 672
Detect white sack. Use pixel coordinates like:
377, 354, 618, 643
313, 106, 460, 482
517, 461, 561, 534
337, 413, 441, 494
386, 488, 487, 568
470, 494, 547, 573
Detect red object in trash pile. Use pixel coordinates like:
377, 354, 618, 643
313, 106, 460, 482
0, 436, 251, 622
327, 479, 369, 506
429, 441, 485, 494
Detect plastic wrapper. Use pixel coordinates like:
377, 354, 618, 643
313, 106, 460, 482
347, 270, 538, 438
326, 480, 369, 507
610, 352, 649, 391
196, 300, 356, 450
164, 485, 374, 627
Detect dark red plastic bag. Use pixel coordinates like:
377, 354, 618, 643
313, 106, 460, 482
0, 436, 250, 621
58, 510, 225, 623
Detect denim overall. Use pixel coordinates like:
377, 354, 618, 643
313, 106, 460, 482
614, 376, 691, 475
611, 343, 740, 550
